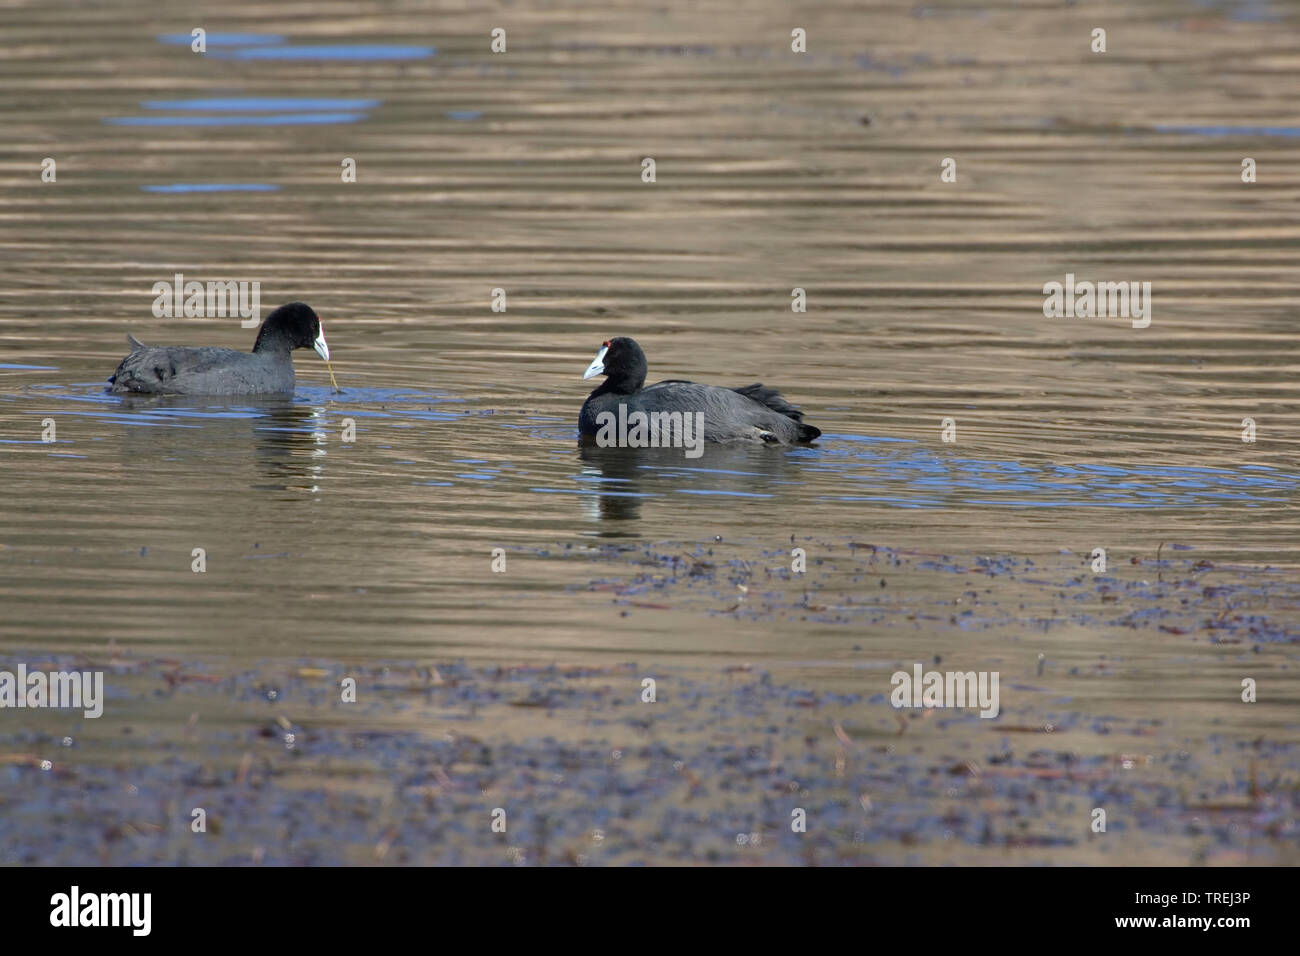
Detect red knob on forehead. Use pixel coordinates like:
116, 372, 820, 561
603, 339, 610, 347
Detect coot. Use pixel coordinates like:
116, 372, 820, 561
108, 302, 332, 395
579, 337, 821, 444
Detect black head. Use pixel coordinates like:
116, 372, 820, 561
582, 336, 647, 393
253, 302, 329, 359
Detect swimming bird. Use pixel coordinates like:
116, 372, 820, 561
579, 336, 821, 444
107, 302, 333, 395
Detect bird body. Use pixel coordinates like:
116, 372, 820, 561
579, 337, 820, 445
107, 302, 330, 395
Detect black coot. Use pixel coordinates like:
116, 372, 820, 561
107, 302, 331, 395
579, 337, 821, 444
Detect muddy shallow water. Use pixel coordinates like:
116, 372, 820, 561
1, 0, 1298, 864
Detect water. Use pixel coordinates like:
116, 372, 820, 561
0, 0, 1297, 865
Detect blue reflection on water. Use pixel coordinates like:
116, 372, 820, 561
1153, 124, 1300, 138
142, 184, 279, 193
141, 97, 382, 112
157, 33, 286, 46
803, 435, 1298, 508
15, 383, 1299, 508
154, 32, 434, 62
106, 113, 368, 126
227, 44, 435, 61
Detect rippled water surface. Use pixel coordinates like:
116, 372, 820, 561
1, 0, 1298, 865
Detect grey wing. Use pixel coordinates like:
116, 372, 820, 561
108, 346, 244, 394
639, 381, 808, 442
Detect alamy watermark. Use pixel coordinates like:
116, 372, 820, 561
1043, 273, 1151, 328
0, 664, 103, 718
151, 273, 261, 327
50, 886, 150, 936
594, 404, 705, 458
890, 663, 999, 718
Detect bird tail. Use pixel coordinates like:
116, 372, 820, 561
731, 383, 820, 442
